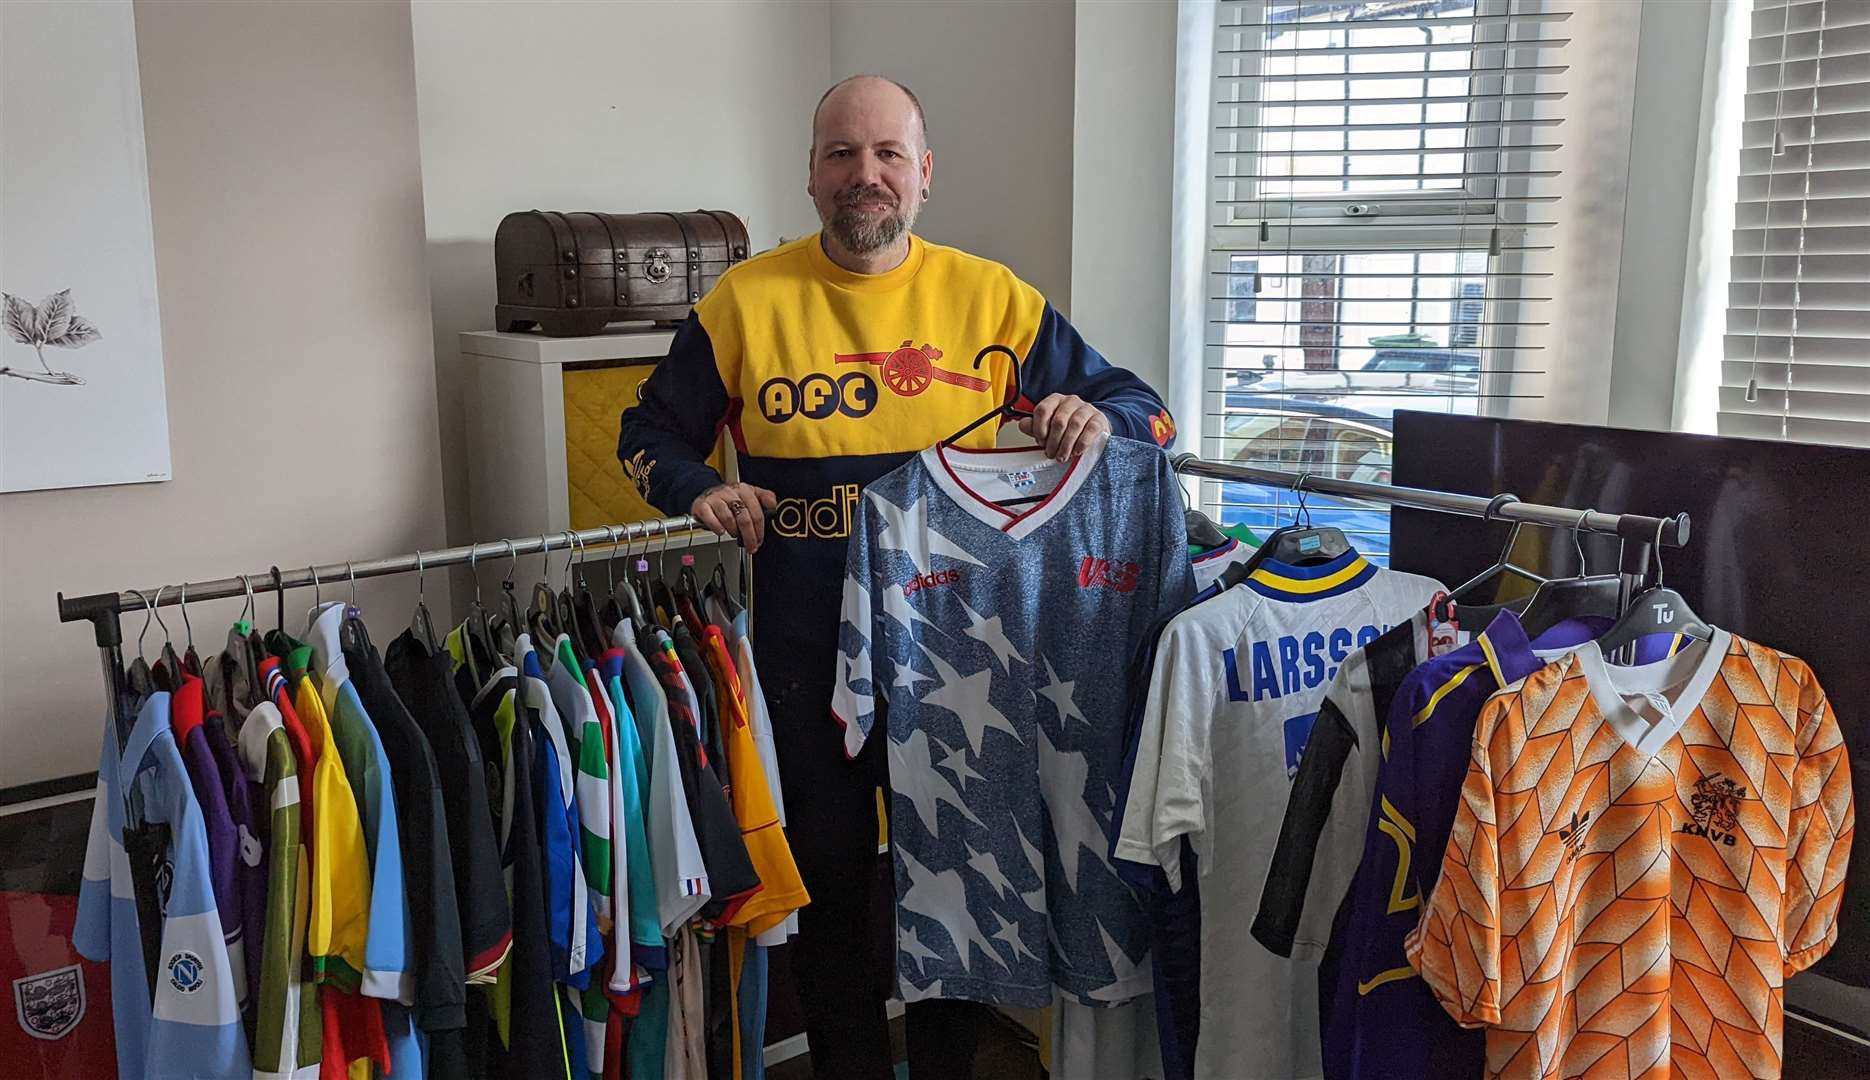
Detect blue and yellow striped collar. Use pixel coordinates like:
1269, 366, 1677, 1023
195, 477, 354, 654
1243, 550, 1378, 603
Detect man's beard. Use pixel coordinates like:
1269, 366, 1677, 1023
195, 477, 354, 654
826, 185, 917, 255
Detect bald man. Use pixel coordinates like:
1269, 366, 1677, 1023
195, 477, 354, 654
618, 75, 1174, 1078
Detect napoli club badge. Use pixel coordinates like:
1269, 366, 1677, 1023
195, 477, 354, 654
13, 964, 84, 1040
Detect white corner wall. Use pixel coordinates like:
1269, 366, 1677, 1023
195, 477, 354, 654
0, 0, 446, 788
829, 0, 1078, 310
409, 0, 831, 593
1070, 0, 1178, 397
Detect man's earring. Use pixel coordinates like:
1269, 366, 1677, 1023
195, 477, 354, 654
922, 189, 930, 201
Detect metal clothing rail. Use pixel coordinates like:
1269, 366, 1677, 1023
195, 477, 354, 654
57, 514, 726, 647
59, 513, 733, 748
1170, 453, 1690, 611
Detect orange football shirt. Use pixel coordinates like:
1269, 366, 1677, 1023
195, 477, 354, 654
1405, 631, 1854, 1078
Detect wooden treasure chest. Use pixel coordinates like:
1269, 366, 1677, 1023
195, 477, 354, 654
494, 210, 749, 336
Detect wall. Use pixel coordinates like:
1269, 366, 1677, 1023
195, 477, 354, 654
410, 1, 830, 599
829, 0, 1077, 311
1070, 0, 1178, 397
0, 0, 446, 789
1607, 0, 1717, 431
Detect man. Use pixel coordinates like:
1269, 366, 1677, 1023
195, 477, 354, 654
617, 74, 1174, 1078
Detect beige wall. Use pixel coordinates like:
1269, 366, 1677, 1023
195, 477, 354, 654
829, 0, 1077, 311
410, 0, 831, 603
0, 0, 446, 788
1070, 0, 1177, 397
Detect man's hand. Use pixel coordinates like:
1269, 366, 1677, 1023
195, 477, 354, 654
690, 482, 779, 553
1017, 394, 1111, 462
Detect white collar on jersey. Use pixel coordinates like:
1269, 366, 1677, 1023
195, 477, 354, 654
921, 437, 1105, 540
1576, 628, 1731, 757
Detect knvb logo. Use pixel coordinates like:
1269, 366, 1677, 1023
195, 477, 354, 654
1681, 772, 1748, 846
1556, 809, 1592, 861
1077, 556, 1140, 593
904, 569, 961, 596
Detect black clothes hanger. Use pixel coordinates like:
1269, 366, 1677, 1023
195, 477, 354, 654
630, 530, 657, 627
1221, 475, 1353, 588
705, 560, 744, 624
461, 545, 500, 670
1176, 471, 1229, 549
527, 532, 565, 646
494, 540, 525, 658
1595, 520, 1713, 657
178, 582, 203, 677
940, 345, 1034, 448
1517, 508, 1622, 639
606, 526, 647, 633
648, 523, 679, 623
339, 562, 372, 656
1427, 497, 1544, 625
411, 550, 441, 652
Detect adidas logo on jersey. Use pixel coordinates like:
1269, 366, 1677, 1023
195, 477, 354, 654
1077, 556, 1140, 593
904, 569, 961, 596
1556, 809, 1592, 860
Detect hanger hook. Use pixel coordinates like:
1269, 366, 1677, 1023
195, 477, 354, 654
539, 531, 555, 585
178, 581, 194, 651
131, 588, 155, 659
1571, 508, 1594, 575
152, 584, 172, 643
416, 551, 427, 602
1651, 518, 1668, 588
658, 518, 670, 576
310, 565, 322, 608
1291, 472, 1313, 529
562, 531, 578, 590
270, 566, 285, 632
469, 545, 484, 606
346, 561, 358, 609
239, 574, 256, 628
504, 539, 519, 589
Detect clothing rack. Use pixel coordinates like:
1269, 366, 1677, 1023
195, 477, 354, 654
1170, 453, 1690, 609
56, 514, 733, 743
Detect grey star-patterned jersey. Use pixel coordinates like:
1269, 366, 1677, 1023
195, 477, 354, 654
831, 435, 1194, 1007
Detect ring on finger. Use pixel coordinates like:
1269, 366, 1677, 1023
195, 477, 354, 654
728, 499, 747, 516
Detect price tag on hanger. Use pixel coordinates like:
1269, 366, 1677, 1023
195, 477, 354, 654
1427, 590, 1461, 657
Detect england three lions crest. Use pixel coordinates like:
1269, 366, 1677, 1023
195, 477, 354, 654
13, 964, 84, 1040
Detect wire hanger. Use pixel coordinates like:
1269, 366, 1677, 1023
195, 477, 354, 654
940, 345, 1033, 447
1594, 519, 1712, 657
177, 581, 203, 677
1517, 507, 1622, 638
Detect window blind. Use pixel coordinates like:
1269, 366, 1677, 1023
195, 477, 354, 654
1720, 0, 1870, 448
1198, 0, 1568, 562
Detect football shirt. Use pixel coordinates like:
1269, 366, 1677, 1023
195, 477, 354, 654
833, 435, 1193, 1007
1407, 631, 1855, 1078
1114, 551, 1441, 1079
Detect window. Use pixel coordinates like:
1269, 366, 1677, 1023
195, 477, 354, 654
1718, 0, 1870, 449
1196, 0, 1567, 561
1226, 255, 1261, 322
